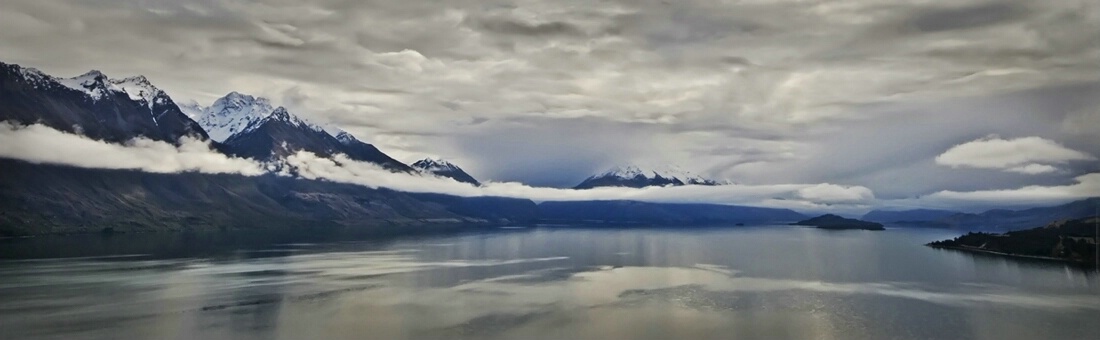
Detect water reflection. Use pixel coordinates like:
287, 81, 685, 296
1, 226, 1098, 339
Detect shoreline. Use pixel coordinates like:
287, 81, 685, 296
927, 244, 1083, 264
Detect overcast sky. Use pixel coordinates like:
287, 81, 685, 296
1, 0, 1099, 211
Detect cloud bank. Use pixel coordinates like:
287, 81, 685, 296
0, 123, 265, 175
1, 123, 878, 213
936, 135, 1096, 174
4, 123, 1100, 214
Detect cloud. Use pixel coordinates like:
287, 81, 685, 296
7, 122, 1100, 215
284, 150, 876, 213
796, 183, 876, 204
1006, 164, 1058, 175
1, 122, 878, 213
895, 172, 1100, 210
935, 135, 1095, 174
1, 0, 1099, 210
0, 122, 265, 175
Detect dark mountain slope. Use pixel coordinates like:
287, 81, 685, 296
938, 198, 1100, 230
412, 158, 481, 185
0, 159, 532, 237
222, 109, 412, 171
862, 209, 960, 223
0, 62, 207, 144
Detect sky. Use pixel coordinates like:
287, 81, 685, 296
1, 0, 1099, 213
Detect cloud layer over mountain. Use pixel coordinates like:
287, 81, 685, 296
3, 123, 1098, 213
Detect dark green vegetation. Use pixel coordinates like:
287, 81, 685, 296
792, 214, 885, 230
927, 217, 1099, 267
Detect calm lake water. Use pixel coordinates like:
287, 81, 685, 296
2, 226, 1098, 340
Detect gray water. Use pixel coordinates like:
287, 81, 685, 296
1, 226, 1098, 340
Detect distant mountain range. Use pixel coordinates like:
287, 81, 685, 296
575, 165, 728, 189
862, 209, 961, 223
3, 60, 1096, 237
0, 60, 807, 236
863, 198, 1100, 231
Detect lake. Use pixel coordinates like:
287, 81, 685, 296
2, 226, 1098, 340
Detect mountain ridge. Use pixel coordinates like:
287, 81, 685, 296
0, 61, 208, 144
575, 164, 727, 189
412, 158, 481, 185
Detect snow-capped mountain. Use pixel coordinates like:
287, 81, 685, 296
574, 165, 728, 189
196, 92, 276, 142
334, 131, 358, 145
412, 158, 481, 185
0, 62, 207, 144
221, 108, 413, 172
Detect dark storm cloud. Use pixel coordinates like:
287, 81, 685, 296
910, 2, 1023, 33
469, 16, 586, 37
1, 0, 1099, 210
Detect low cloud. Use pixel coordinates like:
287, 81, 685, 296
1, 123, 876, 213
285, 150, 874, 213
0, 123, 266, 175
935, 135, 1095, 174
898, 172, 1100, 211
5, 123, 1097, 215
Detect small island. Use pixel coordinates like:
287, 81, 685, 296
927, 217, 1098, 267
791, 214, 885, 230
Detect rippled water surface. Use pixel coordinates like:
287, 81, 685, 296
2, 226, 1098, 340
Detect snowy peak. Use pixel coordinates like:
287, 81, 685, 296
575, 164, 727, 189
0, 61, 208, 143
110, 75, 167, 110
197, 92, 277, 142
413, 158, 480, 185
334, 131, 358, 145
413, 158, 462, 173
596, 165, 718, 184
58, 70, 117, 100
260, 106, 323, 132
55, 70, 170, 110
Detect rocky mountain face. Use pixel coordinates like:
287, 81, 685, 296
196, 92, 275, 143
187, 91, 412, 171
0, 61, 208, 144
575, 165, 727, 189
331, 131, 413, 172
0, 159, 537, 236
412, 158, 480, 185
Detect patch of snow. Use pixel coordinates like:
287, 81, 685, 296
413, 158, 462, 173
58, 70, 120, 101
196, 92, 276, 142
590, 164, 730, 185
110, 76, 160, 110
334, 131, 358, 145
